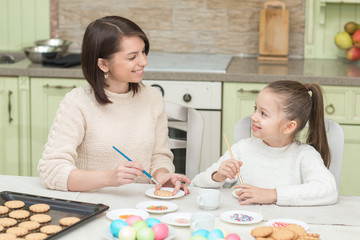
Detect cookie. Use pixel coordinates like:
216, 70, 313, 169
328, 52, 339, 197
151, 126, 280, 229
0, 207, 9, 217
154, 190, 174, 197
28, 204, 50, 214
251, 226, 273, 238
39, 225, 62, 235
29, 214, 51, 224
0, 233, 17, 240
3, 201, 24, 210
298, 233, 320, 240
24, 233, 48, 240
271, 228, 296, 240
18, 221, 40, 232
0, 218, 17, 228
59, 217, 80, 227
5, 227, 28, 237
0, 225, 3, 233
8, 210, 30, 221
285, 224, 306, 237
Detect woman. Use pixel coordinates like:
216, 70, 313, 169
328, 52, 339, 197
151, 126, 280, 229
38, 16, 190, 193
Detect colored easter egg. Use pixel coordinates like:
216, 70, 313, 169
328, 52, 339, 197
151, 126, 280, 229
145, 218, 161, 228
136, 227, 155, 240
216, 227, 228, 238
125, 215, 143, 226
207, 229, 224, 240
191, 229, 209, 238
189, 236, 207, 240
110, 219, 129, 237
152, 223, 169, 240
226, 233, 241, 240
118, 226, 136, 240
132, 220, 148, 233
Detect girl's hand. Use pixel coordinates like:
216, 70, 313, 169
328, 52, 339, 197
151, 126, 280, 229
212, 159, 242, 182
109, 161, 144, 186
235, 184, 277, 205
156, 172, 191, 195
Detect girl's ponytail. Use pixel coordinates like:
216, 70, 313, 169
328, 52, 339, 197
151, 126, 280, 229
306, 84, 330, 167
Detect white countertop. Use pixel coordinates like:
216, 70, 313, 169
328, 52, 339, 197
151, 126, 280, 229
1, 175, 359, 240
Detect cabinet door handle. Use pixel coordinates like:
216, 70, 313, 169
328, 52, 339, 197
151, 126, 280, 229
237, 88, 260, 94
8, 91, 13, 123
325, 104, 335, 115
43, 84, 76, 89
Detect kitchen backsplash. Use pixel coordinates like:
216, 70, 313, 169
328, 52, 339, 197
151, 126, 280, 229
0, 0, 306, 57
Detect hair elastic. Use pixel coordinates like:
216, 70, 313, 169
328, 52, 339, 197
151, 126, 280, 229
304, 84, 310, 91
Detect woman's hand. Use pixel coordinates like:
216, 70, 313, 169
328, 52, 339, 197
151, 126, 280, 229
155, 170, 191, 195
235, 184, 277, 205
108, 161, 144, 187
212, 159, 242, 182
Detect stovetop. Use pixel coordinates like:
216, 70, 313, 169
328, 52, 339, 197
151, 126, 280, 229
145, 52, 233, 73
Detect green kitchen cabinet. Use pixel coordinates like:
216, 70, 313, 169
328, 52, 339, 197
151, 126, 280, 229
30, 77, 87, 176
222, 82, 360, 196
0, 76, 30, 176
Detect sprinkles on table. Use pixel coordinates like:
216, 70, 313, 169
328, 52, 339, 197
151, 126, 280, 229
147, 205, 168, 211
230, 213, 254, 222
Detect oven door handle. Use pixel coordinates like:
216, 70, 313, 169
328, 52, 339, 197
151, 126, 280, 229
169, 139, 186, 149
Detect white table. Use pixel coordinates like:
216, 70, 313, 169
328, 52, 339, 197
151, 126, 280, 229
1, 175, 359, 239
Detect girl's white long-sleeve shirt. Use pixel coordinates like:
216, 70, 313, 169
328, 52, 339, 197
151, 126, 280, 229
38, 84, 175, 191
191, 137, 338, 206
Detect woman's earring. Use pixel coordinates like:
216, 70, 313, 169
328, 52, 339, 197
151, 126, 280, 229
104, 72, 108, 79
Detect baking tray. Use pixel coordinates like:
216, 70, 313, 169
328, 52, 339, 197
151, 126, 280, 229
0, 191, 109, 239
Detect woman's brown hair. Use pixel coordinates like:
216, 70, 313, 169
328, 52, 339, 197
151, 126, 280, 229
81, 16, 150, 105
266, 80, 331, 168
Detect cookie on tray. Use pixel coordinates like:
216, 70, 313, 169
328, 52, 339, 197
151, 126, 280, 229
0, 225, 3, 233
8, 210, 30, 222
29, 214, 51, 225
0, 218, 17, 228
29, 204, 50, 214
59, 217, 80, 227
18, 221, 40, 233
271, 228, 296, 240
251, 226, 273, 238
24, 233, 48, 240
285, 224, 306, 237
40, 225, 62, 235
5, 227, 28, 237
3, 201, 24, 210
0, 233, 17, 240
0, 207, 9, 217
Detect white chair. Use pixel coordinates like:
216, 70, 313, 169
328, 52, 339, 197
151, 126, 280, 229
165, 102, 204, 180
233, 116, 344, 190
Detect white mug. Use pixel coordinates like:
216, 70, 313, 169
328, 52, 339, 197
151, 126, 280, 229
196, 189, 220, 210
190, 212, 215, 232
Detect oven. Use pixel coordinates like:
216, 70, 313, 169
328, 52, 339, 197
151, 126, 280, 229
143, 80, 222, 176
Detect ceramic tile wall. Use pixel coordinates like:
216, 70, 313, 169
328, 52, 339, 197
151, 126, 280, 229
54, 0, 305, 57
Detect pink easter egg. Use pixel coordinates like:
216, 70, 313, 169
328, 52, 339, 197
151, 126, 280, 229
152, 223, 169, 240
226, 233, 241, 240
125, 215, 143, 226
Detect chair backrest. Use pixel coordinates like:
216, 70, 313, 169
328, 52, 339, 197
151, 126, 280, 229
233, 116, 344, 190
165, 102, 204, 180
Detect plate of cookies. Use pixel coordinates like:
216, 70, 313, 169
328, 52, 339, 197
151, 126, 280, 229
136, 201, 178, 214
220, 210, 263, 225
145, 187, 185, 199
265, 218, 309, 231
106, 208, 149, 221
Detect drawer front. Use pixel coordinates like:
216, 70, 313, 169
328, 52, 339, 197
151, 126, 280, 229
322, 86, 348, 123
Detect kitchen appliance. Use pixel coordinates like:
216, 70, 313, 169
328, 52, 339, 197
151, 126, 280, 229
258, 1, 289, 61
143, 80, 222, 176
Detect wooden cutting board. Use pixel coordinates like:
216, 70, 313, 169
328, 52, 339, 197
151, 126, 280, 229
258, 1, 289, 61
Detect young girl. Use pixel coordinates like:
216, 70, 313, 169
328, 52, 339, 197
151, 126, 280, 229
191, 80, 338, 206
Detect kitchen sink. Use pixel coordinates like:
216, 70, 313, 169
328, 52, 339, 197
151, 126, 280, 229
0, 52, 26, 64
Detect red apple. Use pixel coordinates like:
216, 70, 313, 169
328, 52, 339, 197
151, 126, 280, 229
352, 29, 360, 47
345, 46, 360, 61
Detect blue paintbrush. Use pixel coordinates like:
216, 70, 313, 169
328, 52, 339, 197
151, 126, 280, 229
112, 146, 162, 186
